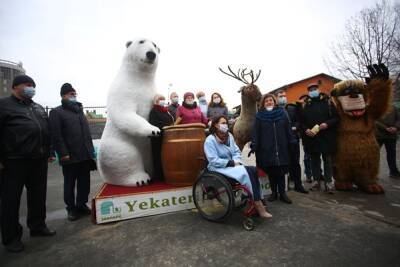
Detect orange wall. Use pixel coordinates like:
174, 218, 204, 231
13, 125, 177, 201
276, 75, 338, 104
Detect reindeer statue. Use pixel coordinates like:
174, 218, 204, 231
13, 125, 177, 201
219, 66, 262, 150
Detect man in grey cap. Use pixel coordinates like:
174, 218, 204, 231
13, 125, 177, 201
0, 75, 56, 253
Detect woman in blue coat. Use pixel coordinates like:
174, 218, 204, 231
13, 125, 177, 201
251, 94, 297, 204
204, 115, 272, 218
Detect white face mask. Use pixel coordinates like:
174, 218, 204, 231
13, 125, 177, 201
171, 97, 179, 103
266, 107, 273, 111
213, 98, 221, 104
219, 123, 229, 133
198, 96, 206, 103
185, 100, 194, 105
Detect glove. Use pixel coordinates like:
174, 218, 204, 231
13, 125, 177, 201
365, 63, 389, 84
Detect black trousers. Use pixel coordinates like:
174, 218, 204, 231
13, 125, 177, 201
259, 165, 288, 195
288, 142, 303, 189
377, 138, 399, 174
1, 159, 48, 245
62, 161, 90, 212
151, 136, 164, 181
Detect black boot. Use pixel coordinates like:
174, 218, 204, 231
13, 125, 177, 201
267, 192, 278, 202
5, 239, 24, 253
280, 193, 292, 204
294, 186, 309, 194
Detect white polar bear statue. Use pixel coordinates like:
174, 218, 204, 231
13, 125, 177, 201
98, 38, 161, 186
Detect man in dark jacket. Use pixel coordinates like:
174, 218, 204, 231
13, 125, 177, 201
168, 92, 180, 119
49, 83, 95, 221
299, 83, 339, 193
276, 90, 308, 194
0, 75, 56, 253
375, 105, 400, 179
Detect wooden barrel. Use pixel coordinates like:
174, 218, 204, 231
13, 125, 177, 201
161, 123, 206, 186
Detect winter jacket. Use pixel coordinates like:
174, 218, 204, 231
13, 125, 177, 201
207, 105, 228, 120
168, 103, 179, 119
149, 105, 174, 129
49, 100, 94, 165
375, 105, 400, 140
298, 95, 339, 154
252, 107, 297, 168
0, 95, 51, 160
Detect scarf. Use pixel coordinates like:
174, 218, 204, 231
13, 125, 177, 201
215, 131, 229, 145
153, 104, 168, 113
256, 107, 284, 123
182, 101, 197, 109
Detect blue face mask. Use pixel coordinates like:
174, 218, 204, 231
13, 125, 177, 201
278, 97, 287, 106
22, 86, 36, 99
309, 90, 320, 98
69, 96, 77, 103
199, 96, 206, 103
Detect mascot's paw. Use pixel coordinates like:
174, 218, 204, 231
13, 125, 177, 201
334, 182, 354, 191
360, 183, 385, 194
125, 172, 151, 187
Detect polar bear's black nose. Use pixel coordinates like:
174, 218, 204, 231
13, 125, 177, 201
146, 51, 156, 61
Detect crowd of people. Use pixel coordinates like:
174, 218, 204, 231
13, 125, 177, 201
0, 74, 399, 252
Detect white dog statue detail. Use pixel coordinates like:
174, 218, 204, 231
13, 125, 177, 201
98, 38, 161, 186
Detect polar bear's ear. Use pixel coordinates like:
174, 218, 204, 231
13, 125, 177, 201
126, 41, 133, 48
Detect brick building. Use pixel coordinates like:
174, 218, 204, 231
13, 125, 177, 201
269, 73, 341, 103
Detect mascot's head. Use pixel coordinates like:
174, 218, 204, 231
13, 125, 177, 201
331, 80, 367, 118
124, 38, 160, 72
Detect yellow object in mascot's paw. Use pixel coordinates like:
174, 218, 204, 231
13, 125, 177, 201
330, 64, 392, 194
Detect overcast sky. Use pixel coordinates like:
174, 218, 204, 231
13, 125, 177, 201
0, 0, 382, 108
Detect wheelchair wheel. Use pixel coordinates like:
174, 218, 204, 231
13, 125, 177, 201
232, 187, 250, 211
193, 172, 234, 222
242, 217, 255, 231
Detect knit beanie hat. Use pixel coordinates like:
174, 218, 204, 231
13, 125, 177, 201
12, 75, 36, 88
60, 83, 76, 96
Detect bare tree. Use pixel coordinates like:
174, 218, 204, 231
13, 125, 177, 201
326, 0, 400, 82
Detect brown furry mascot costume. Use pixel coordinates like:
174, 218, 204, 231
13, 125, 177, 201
330, 64, 392, 194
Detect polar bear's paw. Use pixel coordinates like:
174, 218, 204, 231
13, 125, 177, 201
147, 125, 161, 137
126, 172, 151, 187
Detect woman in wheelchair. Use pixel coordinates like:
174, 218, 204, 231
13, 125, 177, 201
203, 115, 272, 219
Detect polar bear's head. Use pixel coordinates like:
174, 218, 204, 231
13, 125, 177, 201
124, 38, 160, 73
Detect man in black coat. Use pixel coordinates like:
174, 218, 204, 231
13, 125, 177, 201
0, 75, 56, 253
276, 90, 308, 194
49, 83, 95, 221
299, 84, 339, 193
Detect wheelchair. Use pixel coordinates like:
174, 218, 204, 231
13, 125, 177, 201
192, 168, 258, 231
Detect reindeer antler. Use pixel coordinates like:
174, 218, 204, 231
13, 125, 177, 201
219, 66, 261, 85
219, 66, 250, 84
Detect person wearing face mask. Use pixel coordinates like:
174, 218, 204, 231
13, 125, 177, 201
196, 91, 208, 119
175, 92, 208, 125
49, 83, 95, 222
250, 94, 297, 204
0, 75, 56, 253
168, 92, 180, 119
149, 94, 175, 180
207, 92, 228, 121
298, 83, 339, 193
275, 90, 308, 194
204, 115, 272, 219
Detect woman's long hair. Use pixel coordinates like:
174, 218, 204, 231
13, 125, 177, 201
208, 92, 226, 107
209, 115, 228, 135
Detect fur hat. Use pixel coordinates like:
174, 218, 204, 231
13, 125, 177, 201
183, 92, 194, 100
12, 75, 36, 88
